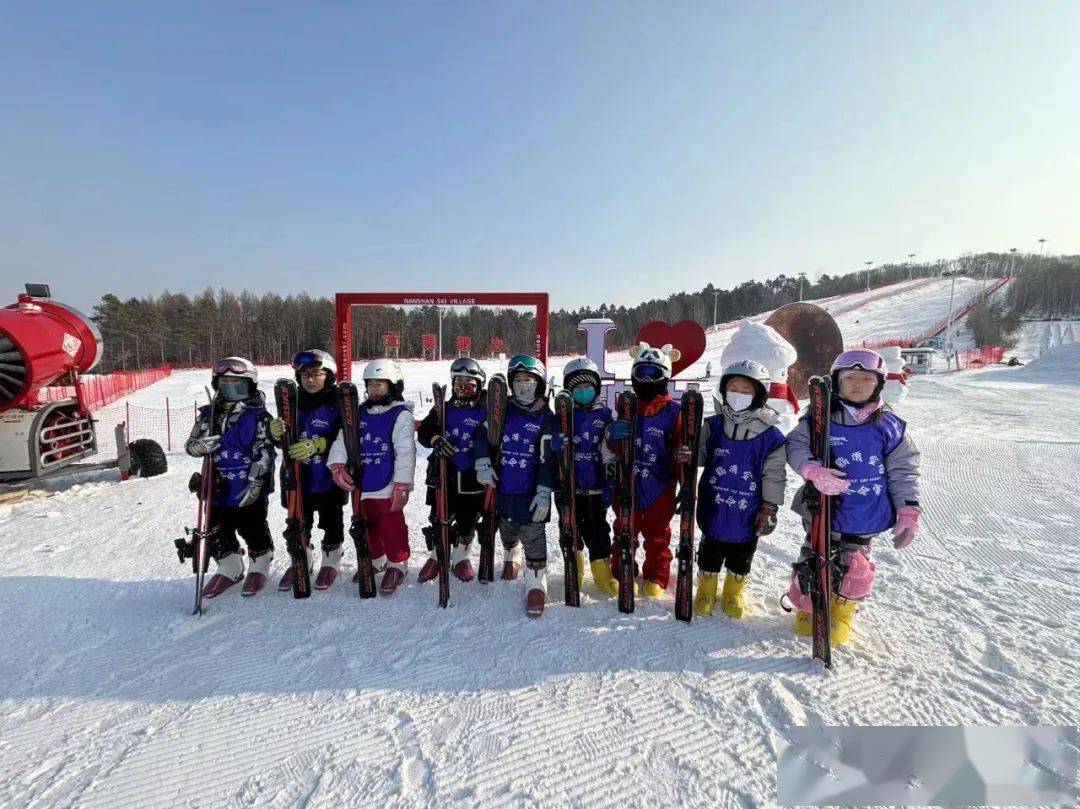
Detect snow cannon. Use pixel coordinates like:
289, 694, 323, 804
0, 287, 103, 412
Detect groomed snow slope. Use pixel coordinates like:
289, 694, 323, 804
1, 347, 1078, 804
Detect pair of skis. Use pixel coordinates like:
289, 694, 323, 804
274, 380, 313, 599
478, 374, 508, 583
430, 383, 453, 608
175, 391, 218, 616
336, 381, 378, 598
554, 391, 581, 607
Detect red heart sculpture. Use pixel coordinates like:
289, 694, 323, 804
634, 320, 707, 377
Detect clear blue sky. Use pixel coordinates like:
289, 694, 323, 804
3, 1, 1078, 314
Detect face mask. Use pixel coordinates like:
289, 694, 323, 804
217, 380, 249, 402
725, 391, 754, 412
572, 387, 596, 406
513, 379, 538, 403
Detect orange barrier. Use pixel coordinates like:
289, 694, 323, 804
36, 366, 172, 411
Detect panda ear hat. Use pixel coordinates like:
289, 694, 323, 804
660, 343, 682, 364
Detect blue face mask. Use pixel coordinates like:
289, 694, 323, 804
572, 388, 596, 406
218, 380, 249, 402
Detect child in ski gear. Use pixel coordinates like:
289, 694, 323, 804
184, 357, 276, 598
328, 358, 416, 595
269, 350, 345, 591
553, 357, 617, 597
474, 354, 556, 616
607, 342, 683, 598
416, 358, 487, 583
785, 348, 921, 645
692, 360, 787, 618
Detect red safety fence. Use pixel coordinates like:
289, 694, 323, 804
36, 366, 172, 412
955, 346, 1005, 369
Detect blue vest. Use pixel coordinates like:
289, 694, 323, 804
207, 405, 266, 508
498, 403, 547, 496
445, 404, 486, 473
573, 404, 612, 492
359, 402, 406, 494
697, 415, 786, 542
829, 412, 906, 534
298, 403, 338, 495
635, 399, 680, 509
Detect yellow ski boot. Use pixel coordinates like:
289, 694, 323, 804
575, 551, 586, 591
794, 610, 813, 636
720, 572, 749, 619
643, 580, 665, 598
589, 560, 619, 598
693, 572, 718, 616
829, 594, 858, 646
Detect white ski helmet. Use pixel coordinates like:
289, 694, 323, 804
211, 356, 258, 390
716, 359, 771, 411
292, 349, 337, 386
562, 356, 601, 394
363, 357, 404, 385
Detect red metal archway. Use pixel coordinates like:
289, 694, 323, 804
334, 292, 550, 381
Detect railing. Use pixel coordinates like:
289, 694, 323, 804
36, 366, 172, 411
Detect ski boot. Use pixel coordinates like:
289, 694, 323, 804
642, 579, 665, 598
451, 540, 475, 582
501, 542, 523, 581
353, 554, 387, 584
574, 550, 585, 591
203, 552, 244, 599
278, 546, 315, 591
525, 559, 548, 618
590, 559, 619, 598
380, 561, 407, 596
314, 546, 344, 590
829, 594, 858, 646
693, 571, 718, 616
417, 526, 441, 583
241, 551, 272, 597
720, 572, 749, 619
794, 610, 813, 636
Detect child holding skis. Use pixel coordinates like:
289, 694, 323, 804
474, 354, 556, 616
785, 348, 921, 644
692, 360, 787, 618
607, 343, 683, 598
327, 358, 416, 595
184, 357, 277, 597
269, 350, 346, 591
553, 357, 618, 597
415, 358, 488, 583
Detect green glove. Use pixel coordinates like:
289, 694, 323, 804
269, 418, 286, 442
288, 436, 327, 462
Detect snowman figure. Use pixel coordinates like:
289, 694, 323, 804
880, 344, 909, 407
720, 319, 800, 433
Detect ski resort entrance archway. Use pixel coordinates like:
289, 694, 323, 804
334, 292, 550, 381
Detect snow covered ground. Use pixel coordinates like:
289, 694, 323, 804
2, 309, 1078, 807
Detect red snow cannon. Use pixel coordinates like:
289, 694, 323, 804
0, 285, 103, 413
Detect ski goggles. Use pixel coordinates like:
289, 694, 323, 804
832, 349, 886, 373
212, 358, 251, 376
507, 355, 544, 375
292, 351, 327, 371
632, 363, 666, 381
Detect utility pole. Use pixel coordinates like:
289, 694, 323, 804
1038, 238, 1047, 254
944, 270, 958, 361
437, 306, 443, 362
798, 272, 806, 302
907, 253, 916, 280
713, 289, 720, 327
864, 261, 874, 291
1009, 247, 1017, 278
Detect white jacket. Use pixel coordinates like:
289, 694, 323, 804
328, 400, 416, 500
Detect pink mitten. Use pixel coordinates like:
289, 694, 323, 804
801, 462, 850, 496
891, 506, 921, 549
330, 463, 355, 491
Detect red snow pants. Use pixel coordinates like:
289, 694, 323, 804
361, 496, 410, 564
610, 482, 676, 588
